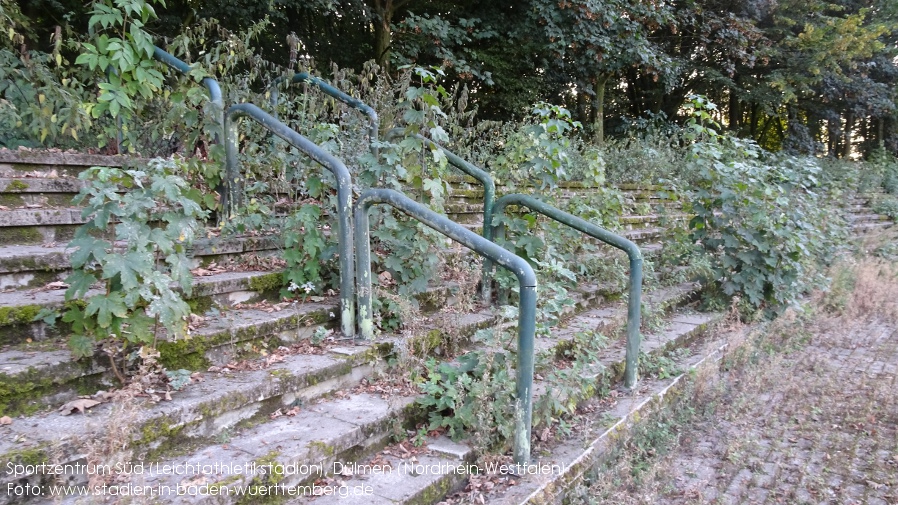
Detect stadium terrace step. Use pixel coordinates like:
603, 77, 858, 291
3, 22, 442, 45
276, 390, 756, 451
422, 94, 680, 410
0, 277, 703, 504
297, 308, 723, 505
0, 235, 284, 292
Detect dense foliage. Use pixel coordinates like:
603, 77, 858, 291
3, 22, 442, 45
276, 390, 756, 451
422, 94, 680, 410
6, 0, 896, 457
9, 0, 897, 157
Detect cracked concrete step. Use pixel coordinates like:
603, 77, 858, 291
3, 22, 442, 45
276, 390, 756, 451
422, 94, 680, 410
0, 177, 84, 208
0, 208, 87, 246
0, 298, 343, 415
0, 279, 496, 415
0, 271, 623, 417
457, 223, 669, 244
0, 152, 129, 178
444, 206, 690, 231
0, 280, 602, 498
130, 393, 418, 505
306, 309, 722, 505
40, 283, 704, 505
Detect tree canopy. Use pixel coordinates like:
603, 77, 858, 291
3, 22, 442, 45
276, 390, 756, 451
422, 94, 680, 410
6, 0, 898, 157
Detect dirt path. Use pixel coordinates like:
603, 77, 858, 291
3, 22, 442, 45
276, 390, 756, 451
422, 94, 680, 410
570, 258, 898, 505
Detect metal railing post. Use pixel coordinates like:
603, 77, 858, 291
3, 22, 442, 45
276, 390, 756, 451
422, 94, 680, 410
226, 103, 355, 338
152, 46, 227, 210
384, 128, 496, 302
270, 73, 379, 155
489, 194, 644, 389
354, 188, 536, 465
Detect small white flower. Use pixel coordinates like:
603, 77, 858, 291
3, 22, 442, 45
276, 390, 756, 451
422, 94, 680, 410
287, 281, 300, 293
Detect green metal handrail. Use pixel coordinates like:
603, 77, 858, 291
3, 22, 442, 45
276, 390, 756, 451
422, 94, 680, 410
153, 47, 224, 113
488, 194, 644, 389
107, 47, 225, 160
225, 103, 355, 338
152, 46, 227, 209
269, 72, 379, 152
354, 188, 537, 465
384, 128, 496, 302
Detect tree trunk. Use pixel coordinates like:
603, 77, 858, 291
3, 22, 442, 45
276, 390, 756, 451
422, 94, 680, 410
372, 1, 392, 71
576, 90, 588, 126
728, 91, 741, 132
842, 112, 854, 159
750, 103, 759, 139
592, 73, 608, 145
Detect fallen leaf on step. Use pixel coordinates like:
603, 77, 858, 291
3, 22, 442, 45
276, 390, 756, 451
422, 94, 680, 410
37, 281, 69, 292
0, 416, 12, 425
59, 399, 100, 415
91, 391, 115, 402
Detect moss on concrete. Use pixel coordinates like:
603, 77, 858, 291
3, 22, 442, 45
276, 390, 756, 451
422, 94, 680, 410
186, 296, 213, 316
137, 416, 189, 462
236, 451, 287, 505
0, 367, 108, 417
4, 447, 50, 467
156, 338, 212, 371
248, 272, 284, 294
0, 227, 43, 246
0, 304, 43, 327
4, 179, 29, 192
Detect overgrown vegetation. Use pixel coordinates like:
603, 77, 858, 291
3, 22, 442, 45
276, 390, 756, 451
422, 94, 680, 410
4, 0, 896, 466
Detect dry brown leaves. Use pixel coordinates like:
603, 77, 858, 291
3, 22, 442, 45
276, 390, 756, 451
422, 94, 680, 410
58, 390, 116, 415
32, 281, 68, 292
351, 376, 420, 398
269, 406, 301, 420
233, 299, 294, 313
207, 342, 330, 375
439, 455, 518, 505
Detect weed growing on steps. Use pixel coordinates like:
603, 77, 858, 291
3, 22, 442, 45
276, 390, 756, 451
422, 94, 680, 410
36, 159, 208, 381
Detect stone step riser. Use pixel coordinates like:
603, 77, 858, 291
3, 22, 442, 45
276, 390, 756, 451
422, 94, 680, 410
0, 279, 484, 415
305, 308, 720, 505
31, 285, 703, 505
0, 235, 285, 291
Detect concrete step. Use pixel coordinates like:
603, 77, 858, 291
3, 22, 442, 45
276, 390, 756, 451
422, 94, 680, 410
846, 213, 890, 224
0, 208, 87, 246
305, 308, 722, 505
457, 223, 669, 244
0, 234, 284, 291
852, 221, 894, 233
0, 279, 484, 416
0, 177, 83, 208
0, 269, 286, 346
0, 151, 128, 178
0, 278, 701, 503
